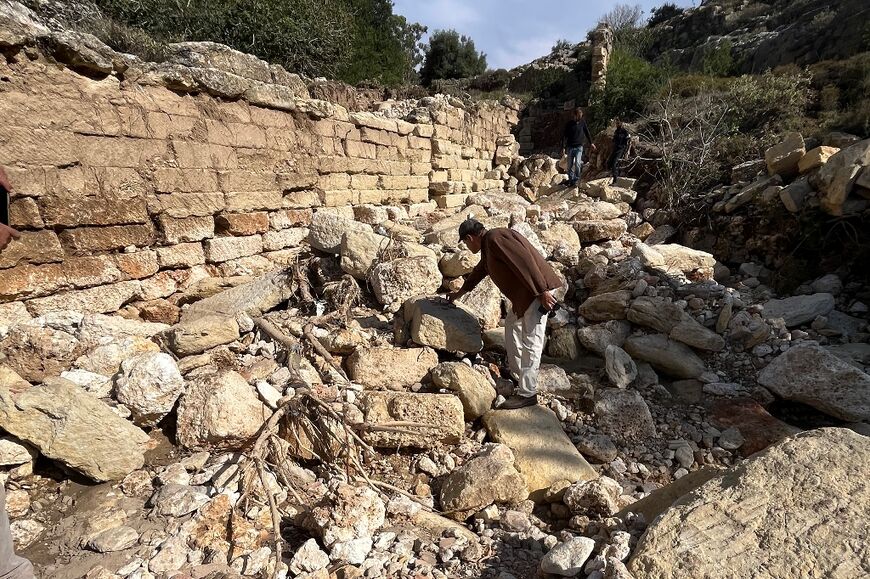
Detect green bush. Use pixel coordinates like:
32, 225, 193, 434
701, 40, 735, 77
647, 3, 684, 28
420, 29, 487, 86
469, 69, 512, 92
588, 49, 665, 130
91, 0, 423, 85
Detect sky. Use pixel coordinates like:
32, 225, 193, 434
393, 0, 697, 70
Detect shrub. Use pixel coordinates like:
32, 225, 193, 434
469, 69, 512, 92
701, 40, 735, 77
647, 3, 684, 28
420, 29, 487, 86
552, 39, 574, 53
588, 49, 665, 131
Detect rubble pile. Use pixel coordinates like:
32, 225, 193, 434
1, 123, 868, 578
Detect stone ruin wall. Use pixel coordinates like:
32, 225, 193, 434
0, 45, 519, 319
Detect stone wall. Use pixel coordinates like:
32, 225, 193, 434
0, 3, 518, 317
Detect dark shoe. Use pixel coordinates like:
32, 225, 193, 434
500, 394, 538, 409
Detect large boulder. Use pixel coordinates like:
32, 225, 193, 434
644, 244, 716, 279
594, 389, 656, 444
359, 392, 465, 449
0, 325, 82, 383
439, 444, 527, 520
370, 256, 441, 308
762, 293, 835, 327
628, 296, 724, 352
0, 376, 149, 481
563, 476, 623, 517
114, 352, 185, 427
347, 347, 438, 389
168, 314, 240, 357
577, 320, 631, 356
623, 334, 705, 379
75, 335, 160, 377
483, 405, 597, 501
309, 483, 385, 563
573, 220, 627, 243
538, 222, 582, 263
578, 290, 632, 322
430, 362, 496, 420
629, 428, 870, 579
340, 230, 435, 280
457, 277, 503, 330
176, 370, 269, 450
439, 250, 480, 278
815, 139, 870, 215
604, 345, 637, 389
405, 297, 483, 353
757, 344, 870, 422
308, 212, 372, 253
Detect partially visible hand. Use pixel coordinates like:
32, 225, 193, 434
0, 167, 12, 193
590, 144, 598, 152
0, 223, 21, 252
540, 291, 557, 311
447, 290, 464, 304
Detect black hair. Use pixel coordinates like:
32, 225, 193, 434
458, 217, 485, 241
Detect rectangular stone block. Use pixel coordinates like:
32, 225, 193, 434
25, 281, 142, 316
204, 235, 263, 263
350, 174, 379, 189
0, 256, 122, 301
157, 243, 206, 269
8, 198, 43, 229
0, 231, 64, 269
41, 195, 150, 227
0, 127, 78, 167
377, 145, 399, 161
379, 175, 429, 190
435, 194, 470, 208
407, 136, 431, 150
414, 124, 434, 138
345, 140, 377, 159
139, 271, 179, 300
269, 209, 312, 229
317, 173, 351, 190
357, 190, 390, 204
218, 170, 277, 192
153, 168, 219, 193
114, 251, 160, 279
283, 190, 321, 208
225, 190, 283, 212
59, 224, 156, 253
172, 141, 238, 170
317, 157, 368, 174
158, 215, 215, 244
319, 190, 359, 207
349, 112, 398, 132
359, 127, 395, 147
262, 228, 310, 251
149, 192, 225, 218
77, 136, 169, 168
215, 212, 270, 235
277, 172, 318, 191
411, 162, 432, 176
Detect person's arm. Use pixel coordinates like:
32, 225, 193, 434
0, 167, 19, 252
561, 123, 569, 153
450, 259, 488, 302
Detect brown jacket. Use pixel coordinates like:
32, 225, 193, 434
460, 228, 563, 316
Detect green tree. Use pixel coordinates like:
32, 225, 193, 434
647, 3, 684, 28
588, 48, 665, 130
420, 29, 487, 86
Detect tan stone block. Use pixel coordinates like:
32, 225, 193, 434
158, 215, 215, 244
225, 190, 283, 212
218, 171, 277, 192
407, 189, 429, 203
277, 172, 318, 191
0, 231, 64, 269
349, 112, 398, 132
41, 195, 149, 227
0, 256, 122, 301
114, 251, 160, 279
318, 173, 352, 190
268, 209, 312, 230
59, 224, 156, 253
411, 162, 432, 175
414, 124, 434, 138
8, 198, 43, 229
139, 271, 179, 300
262, 228, 309, 251
152, 169, 218, 194
435, 194, 469, 209
408, 136, 431, 150
216, 254, 275, 277
91, 167, 149, 199
77, 136, 170, 168
357, 190, 390, 204
283, 190, 321, 208
0, 127, 79, 167
157, 243, 206, 269
250, 107, 295, 128
346, 140, 378, 159
319, 190, 359, 207
227, 122, 267, 149
351, 174, 379, 189
432, 156, 462, 170
148, 192, 225, 218
25, 281, 142, 316
204, 235, 264, 263
377, 145, 400, 161
215, 212, 270, 236
379, 175, 429, 190
317, 157, 367, 174
798, 146, 839, 173
172, 141, 238, 170
386, 161, 413, 176
145, 111, 198, 140
433, 125, 452, 139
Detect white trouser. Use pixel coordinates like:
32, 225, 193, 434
504, 298, 549, 398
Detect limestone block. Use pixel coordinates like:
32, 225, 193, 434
215, 212, 270, 235
798, 146, 839, 173
204, 235, 263, 263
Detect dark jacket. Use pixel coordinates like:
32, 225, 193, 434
613, 126, 630, 150
563, 119, 593, 148
460, 228, 563, 316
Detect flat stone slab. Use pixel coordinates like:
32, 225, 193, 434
629, 428, 870, 579
483, 405, 597, 501
761, 293, 834, 327
617, 466, 726, 523
706, 398, 800, 457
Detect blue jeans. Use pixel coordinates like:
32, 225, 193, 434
567, 146, 584, 184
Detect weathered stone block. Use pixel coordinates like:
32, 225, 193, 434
360, 392, 464, 449
215, 212, 270, 235
59, 224, 156, 252
41, 195, 149, 227
204, 235, 263, 263
262, 228, 309, 251
158, 215, 215, 243
157, 243, 206, 269
0, 231, 64, 269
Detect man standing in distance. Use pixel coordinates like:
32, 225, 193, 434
449, 218, 564, 409
608, 117, 631, 183
561, 107, 597, 187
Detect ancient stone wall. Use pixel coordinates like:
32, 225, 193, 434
0, 13, 518, 318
